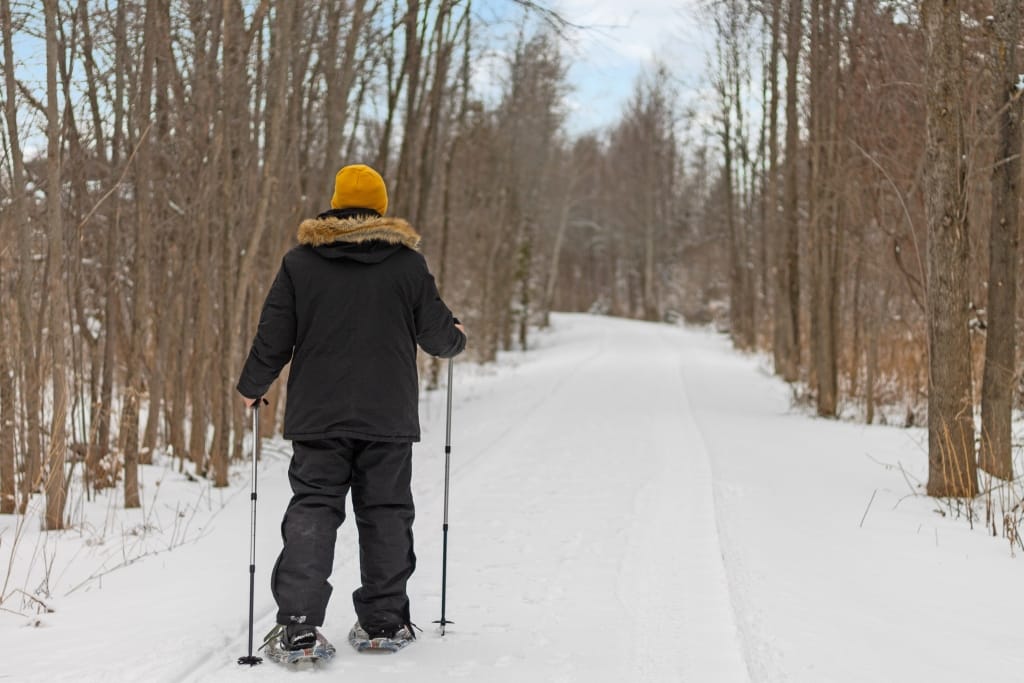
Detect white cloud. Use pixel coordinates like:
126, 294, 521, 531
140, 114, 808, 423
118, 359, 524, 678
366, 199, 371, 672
557, 0, 688, 64
549, 0, 714, 133
464, 0, 716, 134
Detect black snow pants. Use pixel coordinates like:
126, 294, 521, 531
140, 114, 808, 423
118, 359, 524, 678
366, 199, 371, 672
271, 438, 416, 630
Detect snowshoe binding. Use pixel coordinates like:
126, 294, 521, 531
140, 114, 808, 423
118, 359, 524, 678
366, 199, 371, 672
261, 623, 336, 666
348, 622, 419, 653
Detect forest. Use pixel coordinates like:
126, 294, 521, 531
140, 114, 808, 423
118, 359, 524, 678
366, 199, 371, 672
0, 0, 1020, 532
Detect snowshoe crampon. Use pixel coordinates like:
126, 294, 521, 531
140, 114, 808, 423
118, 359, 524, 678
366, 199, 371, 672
348, 622, 418, 653
261, 624, 336, 665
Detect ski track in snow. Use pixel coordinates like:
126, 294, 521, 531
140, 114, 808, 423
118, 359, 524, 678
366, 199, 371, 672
616, 327, 749, 682
178, 314, 750, 682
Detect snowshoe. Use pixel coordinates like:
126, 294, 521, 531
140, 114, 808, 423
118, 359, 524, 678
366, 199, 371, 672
348, 622, 419, 653
261, 623, 336, 665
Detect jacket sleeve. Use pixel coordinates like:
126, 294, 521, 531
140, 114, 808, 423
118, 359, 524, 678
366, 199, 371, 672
414, 267, 466, 359
236, 259, 297, 399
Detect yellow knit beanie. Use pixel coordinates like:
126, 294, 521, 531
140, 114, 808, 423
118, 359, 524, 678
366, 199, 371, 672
330, 164, 388, 215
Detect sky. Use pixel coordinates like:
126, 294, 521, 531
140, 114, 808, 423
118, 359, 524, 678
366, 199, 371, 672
469, 0, 714, 136
552, 0, 711, 133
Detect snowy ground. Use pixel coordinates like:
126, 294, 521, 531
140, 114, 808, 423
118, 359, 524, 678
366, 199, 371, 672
3, 313, 1024, 682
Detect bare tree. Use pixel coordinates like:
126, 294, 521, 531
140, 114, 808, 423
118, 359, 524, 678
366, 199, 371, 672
119, 0, 162, 508
807, 0, 841, 417
711, 0, 756, 349
765, 0, 784, 371
42, 0, 68, 530
7, 0, 42, 513
978, 0, 1020, 481
0, 0, 23, 515
922, 0, 976, 498
776, 0, 802, 382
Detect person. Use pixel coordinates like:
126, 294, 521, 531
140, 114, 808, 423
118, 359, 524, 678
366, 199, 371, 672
236, 163, 466, 656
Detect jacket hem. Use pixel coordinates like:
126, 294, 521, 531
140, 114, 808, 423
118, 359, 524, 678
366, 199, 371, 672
283, 428, 421, 443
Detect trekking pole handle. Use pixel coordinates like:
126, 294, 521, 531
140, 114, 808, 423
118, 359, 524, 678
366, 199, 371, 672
445, 359, 454, 449
443, 359, 453, 525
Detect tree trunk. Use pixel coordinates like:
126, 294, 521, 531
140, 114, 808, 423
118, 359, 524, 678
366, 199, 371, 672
43, 0, 68, 530
730, 20, 756, 342
922, 0, 977, 498
88, 0, 128, 493
121, 0, 160, 509
776, 0, 802, 381
0, 316, 14, 514
849, 242, 863, 398
143, 294, 173, 459
759, 6, 776, 333
517, 222, 534, 348
716, 3, 755, 349
429, 126, 465, 389
865, 283, 885, 426
809, 0, 839, 417
979, 0, 1020, 481
188, 220, 212, 470
4, 0, 42, 510
142, 0, 174, 462
543, 186, 574, 326
1, 0, 23, 514
91, 205, 119, 490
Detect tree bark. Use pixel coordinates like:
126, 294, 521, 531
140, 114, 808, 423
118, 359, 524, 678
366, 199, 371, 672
0, 329, 13, 513
809, 0, 840, 417
543, 175, 574, 326
91, 204, 119, 490
776, 0, 802, 381
979, 0, 1020, 481
0, 0, 23, 514
922, 0, 977, 498
121, 0, 161, 509
714, 4, 752, 350
4, 0, 42, 510
43, 0, 68, 530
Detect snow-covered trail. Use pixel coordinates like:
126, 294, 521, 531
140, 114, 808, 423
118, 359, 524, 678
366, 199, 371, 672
677, 326, 1024, 682
10, 313, 1024, 683
184, 314, 750, 682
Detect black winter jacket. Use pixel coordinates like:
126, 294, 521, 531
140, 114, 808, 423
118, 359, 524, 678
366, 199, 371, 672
236, 210, 466, 442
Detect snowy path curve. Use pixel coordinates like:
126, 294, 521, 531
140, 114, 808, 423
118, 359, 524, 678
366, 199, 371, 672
184, 315, 750, 682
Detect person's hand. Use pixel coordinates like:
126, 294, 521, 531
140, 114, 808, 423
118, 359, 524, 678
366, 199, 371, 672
242, 396, 258, 408
455, 323, 466, 335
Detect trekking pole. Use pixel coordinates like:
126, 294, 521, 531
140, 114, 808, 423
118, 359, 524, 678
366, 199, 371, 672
238, 402, 263, 666
434, 359, 455, 635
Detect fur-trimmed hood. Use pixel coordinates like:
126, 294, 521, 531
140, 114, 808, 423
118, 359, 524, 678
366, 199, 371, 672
297, 214, 421, 251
